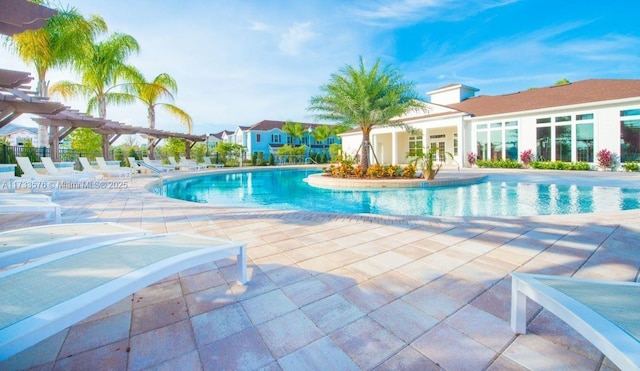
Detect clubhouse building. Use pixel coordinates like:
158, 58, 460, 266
339, 79, 640, 168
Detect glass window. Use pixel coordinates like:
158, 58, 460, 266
271, 134, 281, 143
555, 125, 572, 162
621, 119, 640, 162
453, 133, 458, 156
490, 123, 502, 128
408, 135, 422, 156
555, 116, 571, 122
505, 121, 518, 127
621, 109, 640, 117
536, 127, 551, 161
505, 129, 518, 160
536, 118, 551, 124
256, 134, 261, 142
490, 130, 502, 160
477, 124, 487, 130
477, 131, 488, 161
576, 113, 593, 121
429, 134, 445, 139
576, 123, 593, 162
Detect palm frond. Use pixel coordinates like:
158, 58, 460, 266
158, 103, 193, 133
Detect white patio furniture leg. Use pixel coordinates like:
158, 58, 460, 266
511, 276, 527, 334
237, 244, 247, 284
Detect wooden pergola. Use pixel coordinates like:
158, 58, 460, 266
0, 0, 57, 36
1, 69, 206, 161
33, 110, 206, 161
0, 69, 67, 128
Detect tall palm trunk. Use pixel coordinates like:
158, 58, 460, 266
360, 129, 371, 176
36, 69, 50, 150
147, 106, 156, 159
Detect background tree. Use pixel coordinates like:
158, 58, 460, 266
555, 78, 571, 86
69, 128, 102, 158
282, 121, 304, 146
311, 125, 332, 157
122, 73, 193, 159
49, 32, 141, 119
309, 57, 422, 175
5, 3, 107, 97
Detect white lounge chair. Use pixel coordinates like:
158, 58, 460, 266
129, 157, 170, 174
95, 157, 132, 178
143, 157, 175, 171
16, 157, 88, 183
0, 232, 247, 361
511, 272, 640, 370
180, 156, 205, 170
0, 193, 60, 224
79, 157, 130, 179
40, 157, 94, 181
0, 222, 148, 269
203, 156, 224, 168
169, 156, 202, 171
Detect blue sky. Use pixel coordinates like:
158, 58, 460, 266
2, 0, 639, 136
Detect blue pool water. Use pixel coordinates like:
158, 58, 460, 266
158, 169, 640, 217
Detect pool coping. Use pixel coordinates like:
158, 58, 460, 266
304, 172, 488, 189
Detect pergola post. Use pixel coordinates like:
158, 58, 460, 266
101, 133, 111, 161
185, 140, 191, 159
48, 125, 60, 162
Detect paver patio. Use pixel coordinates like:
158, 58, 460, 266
1, 168, 638, 370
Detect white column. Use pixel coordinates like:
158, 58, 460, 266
372, 134, 378, 164
391, 130, 397, 165
422, 127, 429, 152
457, 120, 464, 166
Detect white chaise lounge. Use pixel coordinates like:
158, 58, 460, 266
0, 193, 60, 224
95, 157, 132, 178
16, 157, 87, 184
0, 222, 147, 269
511, 272, 640, 370
40, 157, 93, 181
79, 157, 130, 179
0, 231, 247, 360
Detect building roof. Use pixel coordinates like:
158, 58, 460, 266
0, 123, 37, 135
448, 79, 640, 117
248, 120, 322, 131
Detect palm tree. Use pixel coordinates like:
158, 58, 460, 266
6, 3, 107, 97
49, 32, 141, 119
311, 125, 332, 158
122, 73, 193, 159
282, 121, 305, 146
308, 57, 423, 175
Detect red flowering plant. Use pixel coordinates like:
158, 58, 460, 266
596, 149, 616, 170
520, 149, 533, 168
467, 152, 477, 166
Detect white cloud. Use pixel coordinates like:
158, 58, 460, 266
249, 21, 270, 32
409, 22, 640, 95
278, 22, 317, 56
352, 0, 519, 26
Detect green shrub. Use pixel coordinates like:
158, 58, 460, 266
530, 161, 590, 170
476, 159, 523, 168
623, 162, 639, 172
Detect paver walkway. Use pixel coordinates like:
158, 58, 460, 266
1, 169, 638, 370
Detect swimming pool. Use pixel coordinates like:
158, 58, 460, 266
158, 168, 640, 217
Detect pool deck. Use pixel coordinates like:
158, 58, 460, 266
1, 167, 639, 370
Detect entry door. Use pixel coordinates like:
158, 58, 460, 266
430, 142, 445, 162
